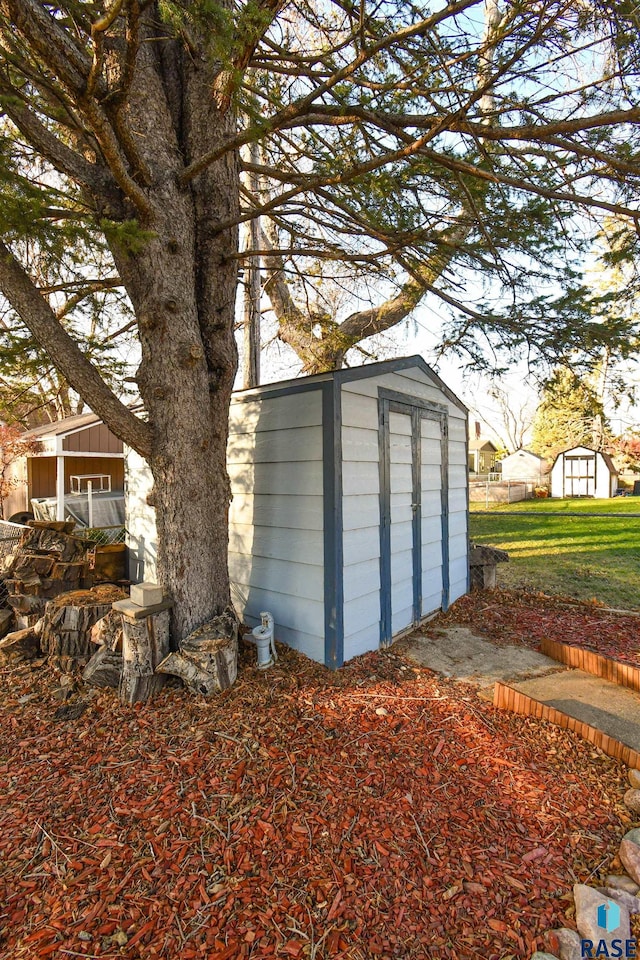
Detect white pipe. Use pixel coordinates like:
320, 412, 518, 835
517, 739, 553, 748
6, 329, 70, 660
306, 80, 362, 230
87, 479, 93, 528
56, 455, 65, 521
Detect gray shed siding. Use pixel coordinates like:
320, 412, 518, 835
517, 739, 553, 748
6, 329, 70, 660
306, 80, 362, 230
227, 389, 325, 662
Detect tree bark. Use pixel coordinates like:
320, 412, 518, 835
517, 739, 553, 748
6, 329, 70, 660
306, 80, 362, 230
102, 22, 240, 643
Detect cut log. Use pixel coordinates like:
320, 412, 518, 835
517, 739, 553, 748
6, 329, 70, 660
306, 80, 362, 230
0, 608, 14, 639
90, 611, 123, 651
156, 651, 226, 696
19, 526, 85, 562
0, 627, 39, 660
118, 607, 170, 706
39, 585, 127, 665
157, 611, 238, 695
83, 644, 123, 688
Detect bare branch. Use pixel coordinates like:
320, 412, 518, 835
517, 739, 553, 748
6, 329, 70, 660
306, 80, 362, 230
0, 241, 150, 457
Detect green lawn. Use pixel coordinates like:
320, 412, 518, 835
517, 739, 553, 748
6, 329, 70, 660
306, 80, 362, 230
469, 497, 640, 609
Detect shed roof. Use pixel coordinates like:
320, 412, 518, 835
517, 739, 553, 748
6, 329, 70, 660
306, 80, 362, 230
468, 438, 498, 452
24, 411, 101, 439
500, 449, 545, 462
552, 446, 618, 475
233, 355, 468, 414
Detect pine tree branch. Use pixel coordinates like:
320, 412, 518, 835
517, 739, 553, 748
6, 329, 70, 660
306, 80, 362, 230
180, 0, 479, 183
0, 0, 99, 99
0, 241, 150, 457
0, 84, 115, 199
212, 0, 287, 112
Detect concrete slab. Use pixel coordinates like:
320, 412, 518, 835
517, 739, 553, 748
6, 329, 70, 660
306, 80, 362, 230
397, 626, 562, 688
511, 669, 640, 753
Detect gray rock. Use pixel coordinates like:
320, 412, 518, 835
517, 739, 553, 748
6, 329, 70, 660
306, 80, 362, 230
550, 927, 582, 960
531, 954, 559, 960
628, 768, 640, 790
574, 884, 631, 946
624, 788, 640, 813
605, 874, 640, 895
598, 886, 640, 915
619, 829, 640, 885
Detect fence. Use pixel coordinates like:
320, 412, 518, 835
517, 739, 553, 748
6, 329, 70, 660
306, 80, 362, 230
0, 520, 29, 606
469, 477, 549, 507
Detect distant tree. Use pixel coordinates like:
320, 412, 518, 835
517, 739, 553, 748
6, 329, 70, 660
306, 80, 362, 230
607, 432, 640, 474
530, 367, 607, 461
0, 424, 37, 519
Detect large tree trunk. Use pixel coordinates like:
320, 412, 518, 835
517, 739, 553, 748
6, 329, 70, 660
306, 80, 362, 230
105, 29, 240, 643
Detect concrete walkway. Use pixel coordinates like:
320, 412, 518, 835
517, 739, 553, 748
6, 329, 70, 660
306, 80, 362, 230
399, 626, 640, 754
511, 669, 640, 753
398, 626, 562, 689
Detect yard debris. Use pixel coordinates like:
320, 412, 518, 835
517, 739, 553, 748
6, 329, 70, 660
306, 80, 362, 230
434, 589, 640, 667
0, 593, 633, 959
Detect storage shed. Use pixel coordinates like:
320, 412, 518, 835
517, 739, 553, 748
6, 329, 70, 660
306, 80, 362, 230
3, 412, 125, 523
500, 449, 548, 483
550, 446, 618, 498
126, 356, 469, 668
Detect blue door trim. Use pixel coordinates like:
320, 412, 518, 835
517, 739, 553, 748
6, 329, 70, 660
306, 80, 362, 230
322, 380, 344, 669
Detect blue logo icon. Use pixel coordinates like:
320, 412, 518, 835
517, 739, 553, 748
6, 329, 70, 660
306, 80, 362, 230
597, 900, 621, 933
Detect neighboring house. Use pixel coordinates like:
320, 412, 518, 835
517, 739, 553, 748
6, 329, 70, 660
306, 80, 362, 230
2, 412, 125, 523
550, 446, 618, 498
126, 356, 469, 668
468, 438, 499, 474
500, 449, 548, 483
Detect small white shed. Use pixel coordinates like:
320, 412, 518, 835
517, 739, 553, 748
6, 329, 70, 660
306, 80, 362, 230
550, 446, 618, 499
126, 356, 469, 668
500, 449, 548, 482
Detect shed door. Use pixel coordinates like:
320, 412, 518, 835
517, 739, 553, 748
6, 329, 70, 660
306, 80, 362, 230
565, 455, 594, 497
388, 410, 416, 636
379, 396, 449, 646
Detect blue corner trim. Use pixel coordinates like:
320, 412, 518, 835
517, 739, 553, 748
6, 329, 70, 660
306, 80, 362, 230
322, 380, 344, 669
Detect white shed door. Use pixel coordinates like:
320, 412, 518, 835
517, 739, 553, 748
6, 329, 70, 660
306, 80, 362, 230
380, 398, 449, 645
389, 411, 416, 635
565, 456, 594, 497
421, 417, 444, 616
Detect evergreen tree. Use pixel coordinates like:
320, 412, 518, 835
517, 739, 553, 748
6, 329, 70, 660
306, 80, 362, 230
0, 0, 639, 639
531, 368, 607, 461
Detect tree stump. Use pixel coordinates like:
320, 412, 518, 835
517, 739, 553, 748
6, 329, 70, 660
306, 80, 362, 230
39, 585, 127, 668
157, 611, 238, 695
112, 598, 172, 705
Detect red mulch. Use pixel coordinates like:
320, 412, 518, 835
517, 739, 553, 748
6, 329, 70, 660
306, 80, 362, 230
435, 589, 640, 666
0, 606, 633, 960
